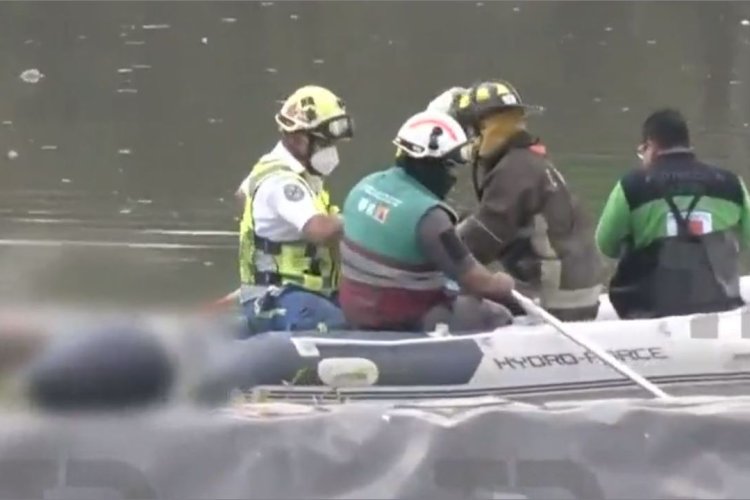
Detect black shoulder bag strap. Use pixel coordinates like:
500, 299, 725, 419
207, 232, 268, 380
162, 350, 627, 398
663, 194, 703, 237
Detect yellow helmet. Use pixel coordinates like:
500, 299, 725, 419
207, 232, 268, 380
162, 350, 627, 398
454, 79, 543, 128
275, 85, 354, 141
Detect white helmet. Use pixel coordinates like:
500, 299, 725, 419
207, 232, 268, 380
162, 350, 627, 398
393, 110, 475, 166
425, 86, 468, 115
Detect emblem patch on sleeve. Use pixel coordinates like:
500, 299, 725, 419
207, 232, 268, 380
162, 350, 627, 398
283, 183, 305, 202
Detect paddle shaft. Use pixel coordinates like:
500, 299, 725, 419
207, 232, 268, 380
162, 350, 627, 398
511, 290, 672, 399
203, 288, 241, 313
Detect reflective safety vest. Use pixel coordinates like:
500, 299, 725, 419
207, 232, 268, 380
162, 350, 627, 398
238, 158, 340, 295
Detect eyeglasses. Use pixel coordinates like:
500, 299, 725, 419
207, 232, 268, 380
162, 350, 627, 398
636, 143, 647, 161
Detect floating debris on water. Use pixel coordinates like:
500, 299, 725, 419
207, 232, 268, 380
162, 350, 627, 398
2, 121, 12, 126
203, 261, 214, 267
221, 17, 237, 23
19, 69, 44, 84
125, 40, 146, 46
593, 97, 603, 103
218, 197, 225, 203
142, 24, 170, 30
621, 106, 630, 112
23, 39, 35, 45
77, 35, 87, 40
476, 2, 484, 6
137, 199, 152, 205
61, 178, 72, 184
604, 26, 613, 32
265, 67, 278, 73
201, 37, 208, 44
261, 2, 273, 6
117, 68, 133, 74
388, 39, 394, 45
118, 148, 132, 155
116, 88, 138, 94
208, 117, 224, 124
742, 19, 750, 26
731, 80, 742, 85
290, 14, 299, 20
6, 150, 18, 160
647, 40, 657, 45
132, 64, 152, 69
313, 58, 325, 64
119, 208, 132, 214
40, 145, 58, 151
513, 6, 521, 12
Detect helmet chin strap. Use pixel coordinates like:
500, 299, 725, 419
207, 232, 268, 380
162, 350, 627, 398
281, 133, 316, 172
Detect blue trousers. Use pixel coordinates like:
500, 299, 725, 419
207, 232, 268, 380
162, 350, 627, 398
240, 284, 347, 338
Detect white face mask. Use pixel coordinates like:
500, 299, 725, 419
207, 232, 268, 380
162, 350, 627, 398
310, 145, 339, 176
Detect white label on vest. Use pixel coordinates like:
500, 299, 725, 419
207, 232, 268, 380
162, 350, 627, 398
358, 197, 377, 216
357, 195, 390, 223
666, 210, 713, 236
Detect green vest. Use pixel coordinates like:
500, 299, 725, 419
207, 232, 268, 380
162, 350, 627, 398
343, 166, 456, 265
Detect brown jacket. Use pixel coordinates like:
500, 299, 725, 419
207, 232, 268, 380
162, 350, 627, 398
457, 132, 602, 319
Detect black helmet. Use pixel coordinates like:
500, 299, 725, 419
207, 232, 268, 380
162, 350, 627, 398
454, 79, 543, 130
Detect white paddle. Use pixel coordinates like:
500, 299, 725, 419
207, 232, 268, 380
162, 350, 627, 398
511, 290, 672, 399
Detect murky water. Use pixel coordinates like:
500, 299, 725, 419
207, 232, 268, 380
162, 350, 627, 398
2, 1, 750, 306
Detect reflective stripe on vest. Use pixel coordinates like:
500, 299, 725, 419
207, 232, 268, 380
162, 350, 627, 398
238, 159, 340, 294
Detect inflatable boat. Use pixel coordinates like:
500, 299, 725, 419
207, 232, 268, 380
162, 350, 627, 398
25, 277, 750, 408
194, 277, 750, 403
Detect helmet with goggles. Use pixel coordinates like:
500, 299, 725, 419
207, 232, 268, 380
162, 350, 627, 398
393, 111, 476, 168
275, 85, 354, 142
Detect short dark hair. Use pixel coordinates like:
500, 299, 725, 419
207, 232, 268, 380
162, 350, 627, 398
642, 108, 690, 148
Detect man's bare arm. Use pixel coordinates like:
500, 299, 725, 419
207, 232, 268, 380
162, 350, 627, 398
302, 214, 343, 245
417, 207, 515, 303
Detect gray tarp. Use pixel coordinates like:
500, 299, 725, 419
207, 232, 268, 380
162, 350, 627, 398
2, 396, 750, 499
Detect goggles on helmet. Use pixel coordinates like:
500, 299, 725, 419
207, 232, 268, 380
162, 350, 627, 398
393, 136, 476, 167
310, 115, 354, 142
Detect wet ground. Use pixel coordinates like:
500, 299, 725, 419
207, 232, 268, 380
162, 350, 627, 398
2, 1, 750, 307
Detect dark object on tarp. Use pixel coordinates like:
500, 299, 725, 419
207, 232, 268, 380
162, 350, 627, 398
25, 326, 174, 410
